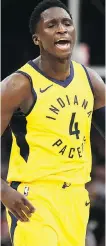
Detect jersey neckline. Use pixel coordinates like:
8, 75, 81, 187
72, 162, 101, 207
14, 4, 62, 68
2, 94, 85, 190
28, 60, 74, 88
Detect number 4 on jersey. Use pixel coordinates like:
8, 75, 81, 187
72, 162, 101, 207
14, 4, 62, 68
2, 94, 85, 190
69, 113, 80, 139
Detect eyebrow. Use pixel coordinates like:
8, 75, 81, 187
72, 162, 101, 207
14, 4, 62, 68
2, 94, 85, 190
45, 17, 73, 24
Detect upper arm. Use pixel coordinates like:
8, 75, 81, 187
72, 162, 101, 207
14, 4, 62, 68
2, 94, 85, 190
86, 67, 105, 110
1, 73, 31, 135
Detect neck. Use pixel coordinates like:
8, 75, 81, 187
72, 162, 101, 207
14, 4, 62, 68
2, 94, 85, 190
37, 53, 71, 81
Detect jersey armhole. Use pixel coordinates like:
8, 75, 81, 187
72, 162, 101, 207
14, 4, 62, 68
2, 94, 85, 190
81, 64, 94, 96
16, 70, 37, 116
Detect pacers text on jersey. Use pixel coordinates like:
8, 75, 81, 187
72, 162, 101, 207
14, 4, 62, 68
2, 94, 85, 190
46, 94, 93, 159
52, 136, 86, 158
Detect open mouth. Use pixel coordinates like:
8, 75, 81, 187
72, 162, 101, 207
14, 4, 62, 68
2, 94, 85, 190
55, 40, 70, 45
54, 40, 71, 50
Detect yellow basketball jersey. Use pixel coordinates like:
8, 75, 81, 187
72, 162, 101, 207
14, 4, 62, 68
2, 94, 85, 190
7, 60, 94, 184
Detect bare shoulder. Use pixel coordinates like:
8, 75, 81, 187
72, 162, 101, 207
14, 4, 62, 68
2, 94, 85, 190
1, 72, 31, 98
1, 72, 32, 135
86, 67, 105, 110
86, 67, 105, 88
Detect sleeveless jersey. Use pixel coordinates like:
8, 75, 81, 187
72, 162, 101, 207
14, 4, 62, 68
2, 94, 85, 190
7, 60, 94, 184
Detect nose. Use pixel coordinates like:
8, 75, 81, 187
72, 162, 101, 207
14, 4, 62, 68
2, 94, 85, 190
56, 23, 67, 34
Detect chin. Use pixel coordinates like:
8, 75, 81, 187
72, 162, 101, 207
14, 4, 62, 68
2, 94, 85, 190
56, 52, 72, 61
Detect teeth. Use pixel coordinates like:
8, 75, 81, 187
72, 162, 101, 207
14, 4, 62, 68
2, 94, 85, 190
57, 39, 68, 42
55, 40, 69, 44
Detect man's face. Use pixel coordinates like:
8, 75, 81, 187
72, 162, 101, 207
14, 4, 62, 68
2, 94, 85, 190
35, 7, 76, 59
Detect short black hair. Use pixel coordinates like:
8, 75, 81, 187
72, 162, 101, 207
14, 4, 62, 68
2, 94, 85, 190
29, 0, 72, 35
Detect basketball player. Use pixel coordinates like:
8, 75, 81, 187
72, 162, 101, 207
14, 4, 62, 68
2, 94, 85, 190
1, 0, 105, 245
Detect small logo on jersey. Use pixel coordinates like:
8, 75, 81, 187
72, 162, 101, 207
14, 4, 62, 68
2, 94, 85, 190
62, 182, 71, 189
40, 84, 53, 93
24, 186, 29, 196
85, 201, 90, 206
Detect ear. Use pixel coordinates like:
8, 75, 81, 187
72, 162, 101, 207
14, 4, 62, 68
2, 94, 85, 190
32, 34, 40, 46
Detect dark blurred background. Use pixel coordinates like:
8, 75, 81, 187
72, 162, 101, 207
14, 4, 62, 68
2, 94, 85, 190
1, 0, 105, 79
1, 0, 105, 246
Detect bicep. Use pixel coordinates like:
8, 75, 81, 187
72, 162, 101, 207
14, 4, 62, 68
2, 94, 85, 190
1, 76, 21, 134
87, 67, 105, 138
93, 76, 105, 110
87, 67, 105, 110
1, 74, 30, 135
